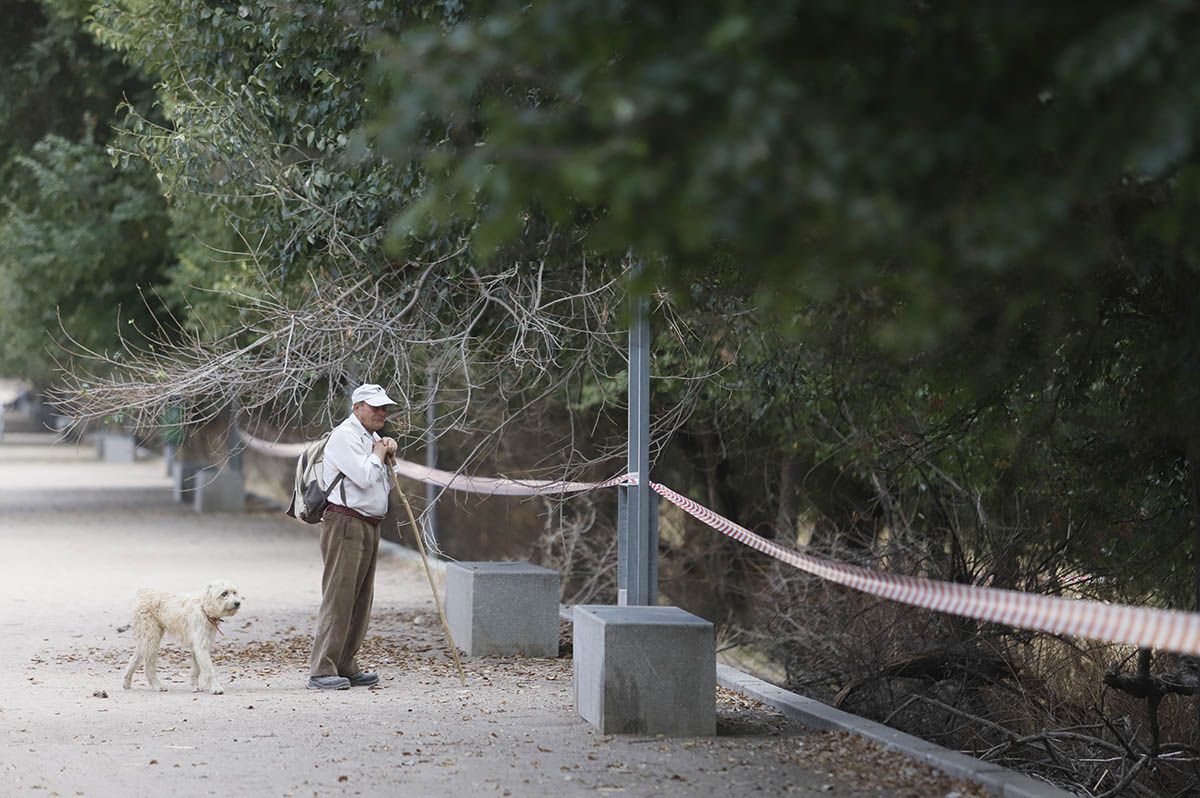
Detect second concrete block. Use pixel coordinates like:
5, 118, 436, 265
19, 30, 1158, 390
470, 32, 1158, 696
446, 562, 560, 657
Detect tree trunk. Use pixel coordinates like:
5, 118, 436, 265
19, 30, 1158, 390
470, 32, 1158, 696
1189, 449, 1200, 744
1190, 452, 1200, 614
775, 458, 801, 543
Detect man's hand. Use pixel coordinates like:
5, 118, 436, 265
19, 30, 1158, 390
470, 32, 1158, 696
373, 437, 398, 461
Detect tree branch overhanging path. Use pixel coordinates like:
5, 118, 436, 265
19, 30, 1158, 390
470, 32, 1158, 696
54, 260, 723, 483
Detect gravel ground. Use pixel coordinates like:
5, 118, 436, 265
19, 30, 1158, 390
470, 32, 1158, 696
0, 438, 988, 797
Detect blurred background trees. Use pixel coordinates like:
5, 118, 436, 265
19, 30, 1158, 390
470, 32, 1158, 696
0, 0, 172, 382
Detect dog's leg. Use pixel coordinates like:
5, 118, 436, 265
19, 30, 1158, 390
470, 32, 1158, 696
143, 627, 168, 692
189, 652, 201, 692
193, 646, 223, 695
121, 649, 141, 690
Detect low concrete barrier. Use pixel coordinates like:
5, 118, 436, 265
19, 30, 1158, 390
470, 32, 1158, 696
193, 466, 246, 513
171, 462, 204, 503
446, 562, 560, 657
573, 605, 715, 737
98, 433, 136, 462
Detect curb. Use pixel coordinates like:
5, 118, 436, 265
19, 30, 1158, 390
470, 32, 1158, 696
558, 606, 1070, 797
715, 665, 1073, 798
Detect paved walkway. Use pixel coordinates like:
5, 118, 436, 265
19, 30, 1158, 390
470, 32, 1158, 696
0, 434, 985, 797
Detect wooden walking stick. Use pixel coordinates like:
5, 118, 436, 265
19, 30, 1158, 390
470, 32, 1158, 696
387, 457, 467, 687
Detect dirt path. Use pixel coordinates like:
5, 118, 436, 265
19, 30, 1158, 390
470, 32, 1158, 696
0, 436, 984, 797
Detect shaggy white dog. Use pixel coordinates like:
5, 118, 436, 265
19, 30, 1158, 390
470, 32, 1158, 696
121, 580, 243, 695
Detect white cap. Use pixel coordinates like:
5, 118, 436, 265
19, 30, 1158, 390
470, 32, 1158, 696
351, 383, 397, 407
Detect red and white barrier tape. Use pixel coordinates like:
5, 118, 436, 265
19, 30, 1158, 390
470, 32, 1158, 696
646, 479, 1200, 657
238, 432, 308, 458
241, 428, 1200, 653
239, 429, 629, 496
391, 460, 631, 496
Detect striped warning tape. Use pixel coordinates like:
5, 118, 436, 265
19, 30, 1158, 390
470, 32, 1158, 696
238, 428, 630, 496
645, 478, 1200, 657
238, 433, 308, 458
390, 460, 632, 496
240, 428, 1200, 653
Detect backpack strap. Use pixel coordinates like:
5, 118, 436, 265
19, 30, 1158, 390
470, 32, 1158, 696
328, 471, 346, 504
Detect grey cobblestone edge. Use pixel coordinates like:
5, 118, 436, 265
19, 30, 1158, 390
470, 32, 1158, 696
714, 664, 1074, 798
559, 606, 1071, 798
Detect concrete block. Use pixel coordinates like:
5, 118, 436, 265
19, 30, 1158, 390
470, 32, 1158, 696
573, 605, 715, 736
171, 462, 205, 503
193, 466, 245, 513
446, 562, 560, 657
98, 433, 136, 462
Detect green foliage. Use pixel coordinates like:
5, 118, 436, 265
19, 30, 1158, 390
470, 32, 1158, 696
0, 0, 167, 382
367, 2, 1200, 608
0, 135, 173, 381
0, 0, 151, 171
368, 1, 1200, 379
91, 0, 464, 284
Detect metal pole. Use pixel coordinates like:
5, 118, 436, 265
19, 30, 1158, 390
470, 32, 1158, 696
425, 365, 438, 541
618, 265, 657, 606
228, 399, 243, 474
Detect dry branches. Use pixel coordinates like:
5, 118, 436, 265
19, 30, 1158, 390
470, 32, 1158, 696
53, 260, 724, 487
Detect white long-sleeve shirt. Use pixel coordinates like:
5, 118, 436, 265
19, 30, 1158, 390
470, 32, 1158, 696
321, 414, 390, 518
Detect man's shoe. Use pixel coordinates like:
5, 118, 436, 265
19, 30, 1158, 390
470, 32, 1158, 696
307, 675, 351, 690
346, 671, 379, 687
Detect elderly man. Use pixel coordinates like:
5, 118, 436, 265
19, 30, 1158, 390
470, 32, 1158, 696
307, 383, 399, 690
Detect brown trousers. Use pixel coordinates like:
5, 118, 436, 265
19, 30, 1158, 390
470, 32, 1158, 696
309, 511, 380, 678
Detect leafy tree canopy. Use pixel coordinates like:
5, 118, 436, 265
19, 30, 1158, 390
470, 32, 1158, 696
52, 0, 630, 445
91, 0, 465, 286
0, 134, 173, 381
365, 1, 1200, 605
367, 1, 1200, 389
0, 0, 152, 167
0, 0, 169, 382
